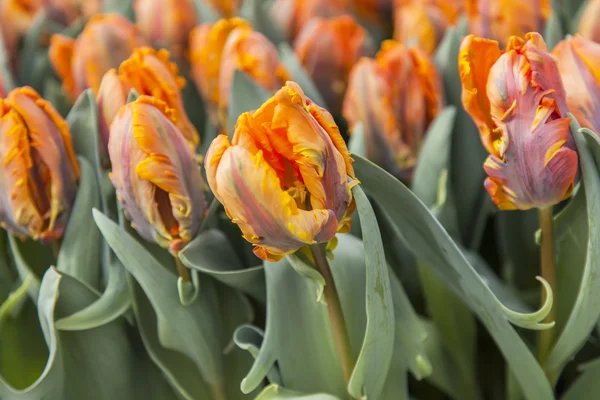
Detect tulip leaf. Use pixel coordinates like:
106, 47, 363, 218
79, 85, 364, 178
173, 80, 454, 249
239, 234, 369, 397
545, 124, 600, 380
354, 155, 554, 400
543, 11, 564, 50
234, 325, 283, 385
255, 384, 340, 400
287, 254, 326, 304
0, 33, 15, 92
348, 123, 366, 158
193, 0, 221, 23
93, 210, 228, 393
56, 158, 101, 290
228, 70, 271, 136
68, 91, 102, 170
277, 43, 327, 108
103, 0, 134, 19
561, 358, 600, 400
348, 185, 395, 400
241, 0, 287, 45
0, 267, 140, 399
180, 229, 266, 302
7, 236, 54, 302
434, 28, 490, 248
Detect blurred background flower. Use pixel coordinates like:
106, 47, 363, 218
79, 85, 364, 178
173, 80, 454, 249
271, 0, 349, 41
577, 0, 600, 43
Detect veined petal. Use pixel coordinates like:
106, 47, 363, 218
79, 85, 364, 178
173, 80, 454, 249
97, 69, 129, 157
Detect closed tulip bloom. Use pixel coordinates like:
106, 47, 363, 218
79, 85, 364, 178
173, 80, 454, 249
459, 33, 578, 210
393, 0, 462, 54
108, 96, 206, 253
204, 81, 357, 261
0, 0, 42, 62
554, 36, 600, 135
134, 0, 197, 58
0, 87, 80, 241
49, 13, 146, 101
465, 0, 550, 47
343, 40, 444, 180
294, 15, 374, 115
96, 69, 130, 158
189, 18, 289, 125
579, 0, 600, 42
271, 0, 349, 41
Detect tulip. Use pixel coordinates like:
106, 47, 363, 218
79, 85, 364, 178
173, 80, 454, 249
465, 0, 550, 47
189, 18, 289, 126
294, 15, 374, 115
204, 81, 357, 261
0, 86, 80, 241
578, 0, 600, 43
133, 0, 197, 58
271, 0, 349, 41
0, 0, 43, 64
108, 96, 206, 253
553, 35, 600, 135
0, 74, 6, 98
393, 0, 462, 54
353, 0, 395, 27
343, 40, 444, 180
459, 33, 578, 210
96, 69, 129, 159
49, 13, 146, 101
206, 0, 240, 17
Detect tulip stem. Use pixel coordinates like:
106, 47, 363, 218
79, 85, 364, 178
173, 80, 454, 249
175, 256, 191, 282
537, 206, 556, 367
310, 243, 354, 388
51, 240, 61, 259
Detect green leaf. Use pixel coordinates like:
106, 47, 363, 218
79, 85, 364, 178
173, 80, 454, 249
228, 70, 271, 136
94, 210, 227, 393
193, 0, 221, 23
354, 155, 553, 400
234, 325, 283, 386
240, 0, 286, 45
545, 124, 600, 380
348, 123, 366, 158
67, 91, 103, 173
277, 43, 326, 107
543, 11, 564, 51
561, 358, 600, 400
0, 33, 15, 92
56, 158, 101, 290
255, 384, 340, 400
180, 229, 266, 302
7, 235, 54, 301
103, 0, 134, 18
348, 186, 395, 399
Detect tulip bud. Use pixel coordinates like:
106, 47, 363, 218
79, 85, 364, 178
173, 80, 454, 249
133, 0, 197, 58
294, 15, 374, 115
96, 69, 130, 159
0, 86, 80, 241
578, 0, 600, 43
271, 0, 348, 41
343, 40, 444, 180
553, 36, 600, 135
204, 81, 357, 261
49, 13, 146, 101
189, 18, 289, 126
1, 0, 43, 63
465, 0, 550, 47
459, 33, 578, 210
393, 0, 461, 54
207, 0, 240, 17
108, 96, 206, 253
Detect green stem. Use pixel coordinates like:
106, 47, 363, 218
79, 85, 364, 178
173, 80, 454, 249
209, 380, 228, 400
310, 243, 354, 387
175, 256, 191, 283
537, 207, 556, 367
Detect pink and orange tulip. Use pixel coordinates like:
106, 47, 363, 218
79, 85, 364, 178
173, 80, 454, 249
459, 33, 578, 210
204, 81, 357, 261
0, 86, 80, 241
271, 0, 349, 41
578, 0, 600, 43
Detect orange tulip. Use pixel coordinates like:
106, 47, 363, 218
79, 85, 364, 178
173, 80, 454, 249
108, 96, 206, 253
204, 81, 357, 261
134, 0, 197, 57
271, 0, 349, 41
49, 13, 146, 101
189, 18, 289, 125
0, 74, 6, 98
353, 0, 395, 27
465, 0, 550, 47
554, 35, 600, 135
206, 0, 240, 17
459, 33, 578, 210
294, 15, 373, 115
393, 0, 462, 54
578, 0, 600, 43
0, 0, 43, 62
0, 87, 80, 241
343, 40, 444, 180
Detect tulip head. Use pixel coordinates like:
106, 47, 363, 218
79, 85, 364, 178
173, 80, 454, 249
0, 87, 80, 241
204, 81, 357, 261
108, 96, 206, 253
133, 0, 197, 58
206, 0, 240, 17
553, 35, 600, 135
343, 40, 444, 180
49, 13, 145, 100
465, 0, 549, 47
189, 18, 288, 126
271, 0, 348, 41
0, 0, 42, 62
459, 33, 578, 210
578, 0, 600, 42
96, 69, 130, 161
393, 0, 461, 54
294, 15, 374, 115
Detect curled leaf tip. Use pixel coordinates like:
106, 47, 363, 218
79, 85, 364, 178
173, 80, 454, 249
499, 276, 554, 330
